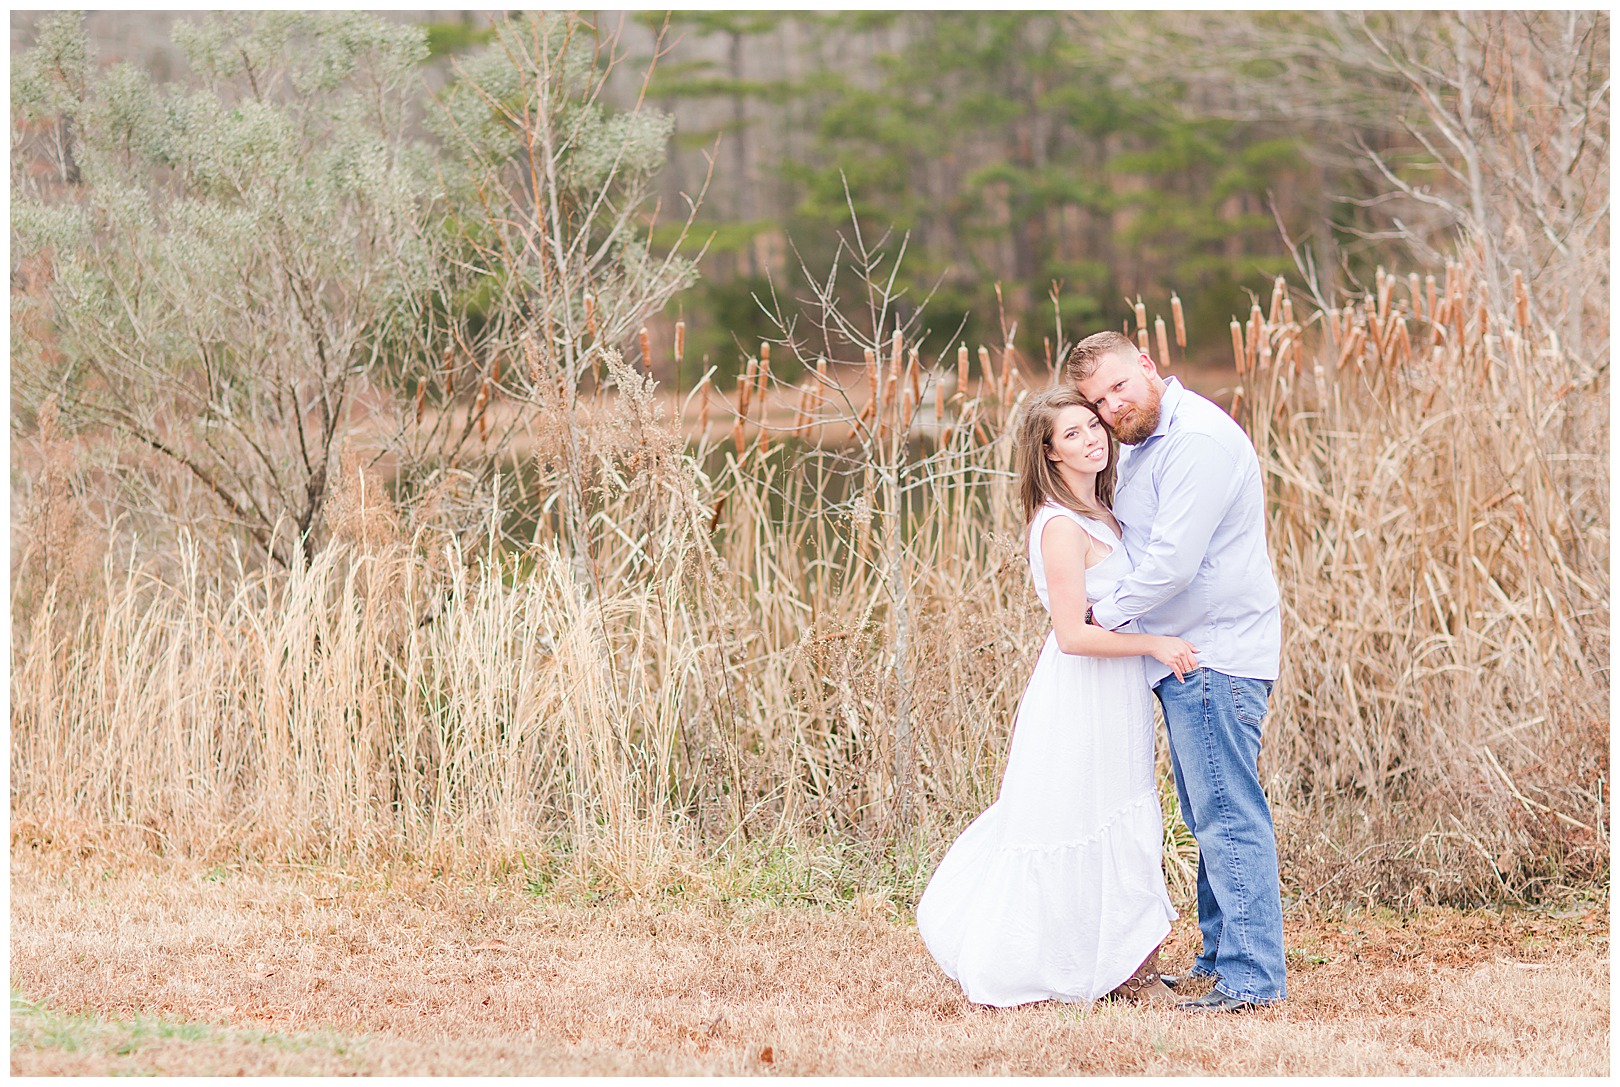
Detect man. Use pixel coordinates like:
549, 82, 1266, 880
1067, 330, 1285, 1013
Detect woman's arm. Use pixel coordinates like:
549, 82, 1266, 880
1041, 517, 1199, 677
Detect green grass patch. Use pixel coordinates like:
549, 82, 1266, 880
10, 991, 367, 1074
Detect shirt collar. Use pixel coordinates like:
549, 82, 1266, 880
1144, 375, 1183, 443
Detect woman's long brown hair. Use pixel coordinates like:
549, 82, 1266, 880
1014, 386, 1117, 524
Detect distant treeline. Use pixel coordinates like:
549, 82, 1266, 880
564, 10, 1428, 382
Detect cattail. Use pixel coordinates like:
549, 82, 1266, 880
1426, 275, 1439, 328
890, 328, 904, 386
1155, 316, 1170, 366
674, 320, 686, 365
1269, 276, 1286, 325
865, 346, 879, 405
1282, 294, 1294, 328
755, 410, 771, 455
731, 402, 746, 450
414, 377, 426, 424
1230, 320, 1245, 373
816, 355, 829, 387
907, 347, 921, 409
756, 345, 771, 407
957, 344, 969, 398
1137, 327, 1150, 352
442, 348, 455, 398
1375, 266, 1391, 321
1408, 273, 1423, 319
738, 357, 756, 417
1171, 292, 1186, 347
934, 375, 946, 427
979, 345, 994, 398
1001, 341, 1015, 393
475, 379, 490, 441
1247, 303, 1263, 372
698, 375, 712, 436
639, 326, 651, 370
1134, 298, 1147, 336
492, 353, 502, 386
1337, 325, 1366, 371
1394, 316, 1412, 362
1513, 269, 1529, 329
583, 293, 597, 337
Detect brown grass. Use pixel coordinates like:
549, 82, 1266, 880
9, 852, 1608, 1076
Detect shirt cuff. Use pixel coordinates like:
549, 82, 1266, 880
1090, 599, 1127, 631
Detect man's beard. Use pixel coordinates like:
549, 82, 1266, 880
1111, 383, 1163, 445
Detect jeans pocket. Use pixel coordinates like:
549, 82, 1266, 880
1230, 676, 1271, 729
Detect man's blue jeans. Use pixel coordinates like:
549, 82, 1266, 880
1154, 668, 1287, 1003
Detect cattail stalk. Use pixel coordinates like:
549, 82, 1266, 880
979, 346, 995, 399
1247, 303, 1264, 372
1155, 316, 1170, 366
414, 377, 426, 424
792, 382, 811, 432
1171, 292, 1186, 347
1134, 298, 1147, 336
1269, 276, 1286, 325
639, 326, 651, 370
957, 344, 969, 399
738, 357, 756, 417
1230, 320, 1245, 373
1513, 270, 1529, 329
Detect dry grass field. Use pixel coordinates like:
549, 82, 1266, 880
10, 850, 1607, 1076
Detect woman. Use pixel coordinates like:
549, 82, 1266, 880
916, 386, 1196, 1008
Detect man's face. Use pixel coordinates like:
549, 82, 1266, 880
1076, 349, 1163, 445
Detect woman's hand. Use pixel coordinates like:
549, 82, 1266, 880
1148, 636, 1199, 682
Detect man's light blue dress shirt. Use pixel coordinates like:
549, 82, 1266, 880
1091, 377, 1281, 686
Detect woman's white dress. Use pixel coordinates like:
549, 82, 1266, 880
916, 503, 1175, 1007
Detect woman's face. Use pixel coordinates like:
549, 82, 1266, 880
1045, 404, 1109, 479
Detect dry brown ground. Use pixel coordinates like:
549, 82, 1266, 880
10, 850, 1608, 1076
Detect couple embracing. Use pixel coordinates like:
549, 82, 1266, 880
917, 331, 1285, 1013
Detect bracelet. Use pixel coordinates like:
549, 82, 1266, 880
1084, 605, 1097, 626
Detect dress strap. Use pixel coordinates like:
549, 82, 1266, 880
1038, 502, 1119, 554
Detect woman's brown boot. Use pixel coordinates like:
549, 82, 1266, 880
1106, 946, 1176, 1005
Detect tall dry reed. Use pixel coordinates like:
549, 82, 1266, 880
1241, 257, 1608, 904
11, 253, 1607, 906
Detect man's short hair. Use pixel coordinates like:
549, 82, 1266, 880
1064, 330, 1139, 385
